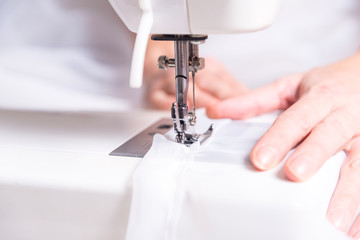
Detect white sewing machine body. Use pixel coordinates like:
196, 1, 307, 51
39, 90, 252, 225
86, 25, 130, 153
108, 0, 282, 145
109, 0, 281, 34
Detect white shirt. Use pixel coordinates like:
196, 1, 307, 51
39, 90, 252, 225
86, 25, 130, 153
0, 0, 359, 110
0, 0, 141, 111
203, 0, 360, 89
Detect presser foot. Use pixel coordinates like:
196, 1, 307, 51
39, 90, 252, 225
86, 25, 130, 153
175, 124, 214, 147
109, 119, 214, 158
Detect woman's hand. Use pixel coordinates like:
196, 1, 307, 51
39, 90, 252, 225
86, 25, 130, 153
143, 40, 247, 109
207, 51, 360, 237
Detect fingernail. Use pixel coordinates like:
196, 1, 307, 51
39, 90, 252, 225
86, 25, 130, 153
351, 229, 360, 239
350, 159, 360, 168
327, 210, 351, 232
253, 146, 278, 170
286, 156, 315, 181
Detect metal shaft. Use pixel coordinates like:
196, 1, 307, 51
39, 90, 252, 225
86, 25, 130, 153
174, 40, 189, 106
189, 43, 199, 59
151, 34, 208, 145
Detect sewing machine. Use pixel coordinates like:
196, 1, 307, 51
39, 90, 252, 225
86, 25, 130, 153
108, 0, 281, 146
0, 2, 350, 239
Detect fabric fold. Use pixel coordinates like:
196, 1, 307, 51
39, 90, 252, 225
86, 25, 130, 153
125, 112, 347, 240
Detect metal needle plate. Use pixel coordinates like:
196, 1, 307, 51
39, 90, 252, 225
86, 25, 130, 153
109, 118, 173, 158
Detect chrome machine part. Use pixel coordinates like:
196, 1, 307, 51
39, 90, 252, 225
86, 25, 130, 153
151, 34, 211, 145
109, 118, 174, 158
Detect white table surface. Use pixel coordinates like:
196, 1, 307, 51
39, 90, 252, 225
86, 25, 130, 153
0, 109, 167, 240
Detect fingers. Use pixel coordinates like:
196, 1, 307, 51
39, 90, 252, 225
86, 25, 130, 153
206, 74, 303, 119
146, 77, 220, 110
348, 214, 360, 239
284, 110, 355, 181
145, 57, 249, 109
146, 88, 174, 109
196, 60, 248, 100
187, 86, 220, 109
250, 94, 334, 171
327, 137, 360, 233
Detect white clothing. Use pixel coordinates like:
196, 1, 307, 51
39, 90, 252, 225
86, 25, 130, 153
0, 0, 141, 111
203, 0, 360, 88
0, 0, 359, 107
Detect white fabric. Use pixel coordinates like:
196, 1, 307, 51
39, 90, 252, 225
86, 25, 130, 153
125, 135, 200, 240
126, 112, 348, 240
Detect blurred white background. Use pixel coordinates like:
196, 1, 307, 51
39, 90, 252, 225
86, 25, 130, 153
0, 0, 359, 111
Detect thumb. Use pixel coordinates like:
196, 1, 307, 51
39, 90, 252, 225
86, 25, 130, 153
206, 73, 304, 119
